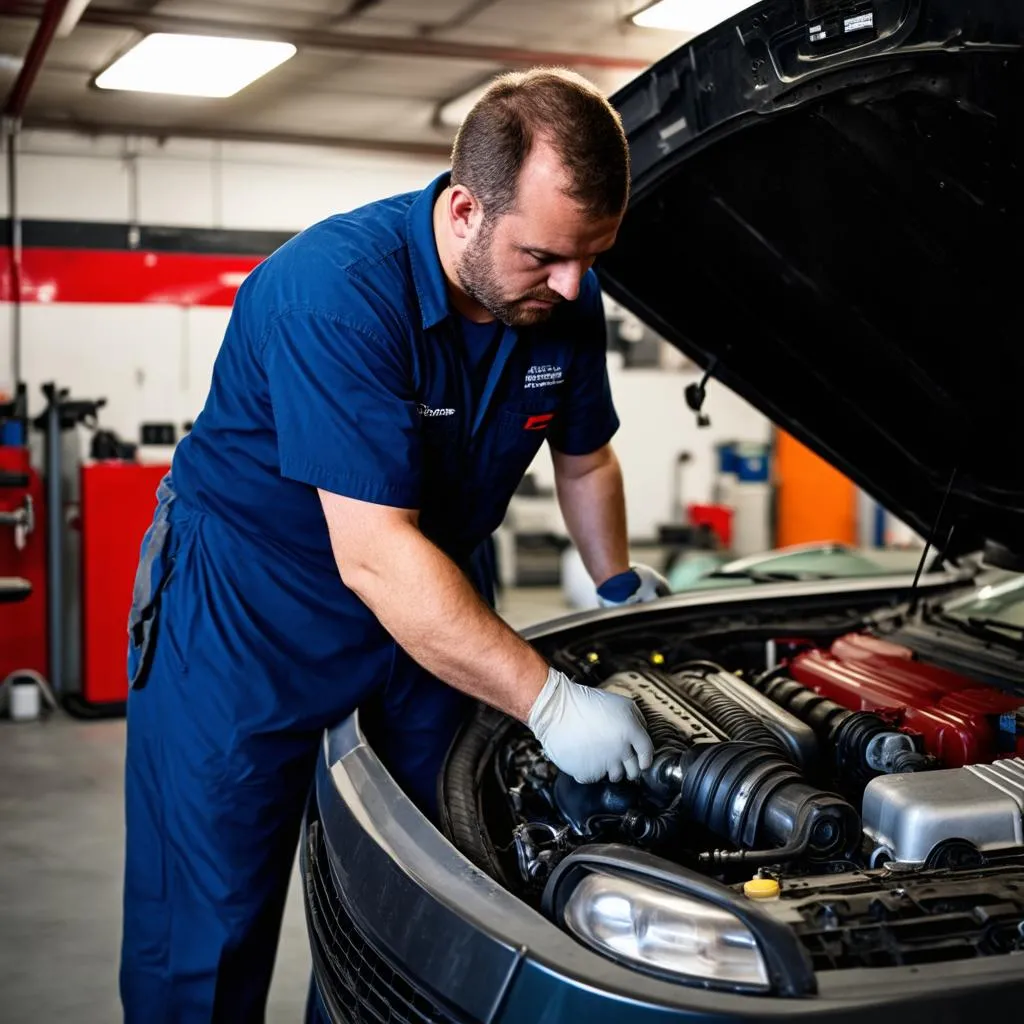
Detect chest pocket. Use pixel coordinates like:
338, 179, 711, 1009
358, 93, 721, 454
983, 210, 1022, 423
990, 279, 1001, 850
490, 400, 559, 482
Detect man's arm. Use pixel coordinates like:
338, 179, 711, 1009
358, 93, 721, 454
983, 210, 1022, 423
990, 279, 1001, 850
319, 490, 548, 721
551, 443, 630, 587
319, 488, 654, 783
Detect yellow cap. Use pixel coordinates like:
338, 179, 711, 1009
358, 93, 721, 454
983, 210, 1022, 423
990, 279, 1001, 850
650, 651, 665, 665
586, 651, 600, 664
743, 877, 781, 900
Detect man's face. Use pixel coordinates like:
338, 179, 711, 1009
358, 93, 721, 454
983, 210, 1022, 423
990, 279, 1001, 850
455, 147, 622, 327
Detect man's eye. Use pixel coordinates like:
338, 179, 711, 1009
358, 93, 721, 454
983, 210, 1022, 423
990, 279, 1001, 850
526, 251, 549, 265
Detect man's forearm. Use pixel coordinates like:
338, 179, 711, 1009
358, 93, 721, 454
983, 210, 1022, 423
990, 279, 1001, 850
553, 445, 630, 586
328, 514, 548, 722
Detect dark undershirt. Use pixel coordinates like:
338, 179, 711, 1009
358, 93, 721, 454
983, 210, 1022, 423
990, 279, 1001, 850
457, 313, 504, 397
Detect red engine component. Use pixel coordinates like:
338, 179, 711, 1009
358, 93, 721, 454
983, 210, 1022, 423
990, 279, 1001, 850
789, 633, 1024, 767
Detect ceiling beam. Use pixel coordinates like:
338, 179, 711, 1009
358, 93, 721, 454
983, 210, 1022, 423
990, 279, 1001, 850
4, 0, 71, 117
32, 4, 653, 71
20, 115, 455, 159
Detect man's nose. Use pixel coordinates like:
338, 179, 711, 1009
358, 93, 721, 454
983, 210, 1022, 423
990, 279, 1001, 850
547, 263, 583, 302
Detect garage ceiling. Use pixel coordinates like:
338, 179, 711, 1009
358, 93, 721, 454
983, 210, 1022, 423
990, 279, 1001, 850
0, 0, 691, 156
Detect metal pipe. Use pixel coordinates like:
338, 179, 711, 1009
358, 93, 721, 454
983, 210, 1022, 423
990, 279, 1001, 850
3, 0, 72, 117
19, 116, 455, 159
55, 0, 91, 38
4, 118, 20, 387
48, 5, 652, 70
42, 383, 64, 696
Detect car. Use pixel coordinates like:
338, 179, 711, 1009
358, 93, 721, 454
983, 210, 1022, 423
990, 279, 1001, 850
302, 2, 1024, 1020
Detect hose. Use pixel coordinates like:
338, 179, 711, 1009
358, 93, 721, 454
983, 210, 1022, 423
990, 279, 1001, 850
629, 740, 859, 863
753, 672, 932, 785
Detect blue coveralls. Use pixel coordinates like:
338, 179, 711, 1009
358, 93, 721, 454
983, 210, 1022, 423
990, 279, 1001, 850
120, 172, 619, 1022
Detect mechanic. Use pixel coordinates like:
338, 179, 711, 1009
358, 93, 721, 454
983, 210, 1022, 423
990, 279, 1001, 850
120, 68, 666, 1023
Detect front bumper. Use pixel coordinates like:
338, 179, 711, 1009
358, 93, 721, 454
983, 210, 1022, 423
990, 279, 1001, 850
302, 713, 1024, 1024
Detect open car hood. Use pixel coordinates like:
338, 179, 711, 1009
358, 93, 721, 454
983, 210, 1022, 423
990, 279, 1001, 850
601, 0, 1023, 561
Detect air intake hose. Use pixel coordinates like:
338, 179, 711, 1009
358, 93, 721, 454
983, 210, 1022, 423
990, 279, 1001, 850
627, 740, 859, 864
753, 673, 933, 785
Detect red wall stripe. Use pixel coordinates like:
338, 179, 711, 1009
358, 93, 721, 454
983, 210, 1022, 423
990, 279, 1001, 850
0, 247, 263, 306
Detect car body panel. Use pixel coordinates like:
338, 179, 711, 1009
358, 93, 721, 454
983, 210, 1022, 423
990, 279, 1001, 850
599, 0, 1024, 560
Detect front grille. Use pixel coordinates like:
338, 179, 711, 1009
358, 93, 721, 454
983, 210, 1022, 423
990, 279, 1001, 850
305, 819, 472, 1024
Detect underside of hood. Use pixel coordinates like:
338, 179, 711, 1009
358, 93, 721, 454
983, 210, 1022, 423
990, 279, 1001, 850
600, 0, 1023, 560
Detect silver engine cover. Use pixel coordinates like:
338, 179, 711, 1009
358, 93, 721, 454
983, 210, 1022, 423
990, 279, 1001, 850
862, 758, 1024, 864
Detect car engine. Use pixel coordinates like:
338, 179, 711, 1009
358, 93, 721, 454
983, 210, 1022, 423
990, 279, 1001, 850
443, 623, 1024, 974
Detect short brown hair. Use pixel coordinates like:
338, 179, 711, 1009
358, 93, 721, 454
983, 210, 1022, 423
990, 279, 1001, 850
450, 68, 629, 220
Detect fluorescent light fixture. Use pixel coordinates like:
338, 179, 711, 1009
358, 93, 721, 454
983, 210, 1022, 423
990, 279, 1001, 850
95, 34, 297, 98
632, 0, 755, 35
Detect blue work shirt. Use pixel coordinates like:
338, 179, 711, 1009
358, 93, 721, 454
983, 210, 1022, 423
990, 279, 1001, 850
169, 172, 618, 711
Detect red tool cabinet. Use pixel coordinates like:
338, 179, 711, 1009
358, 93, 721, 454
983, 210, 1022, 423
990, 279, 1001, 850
80, 462, 169, 706
0, 447, 47, 684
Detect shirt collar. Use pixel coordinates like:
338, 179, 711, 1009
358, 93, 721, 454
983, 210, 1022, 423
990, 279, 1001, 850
407, 172, 454, 332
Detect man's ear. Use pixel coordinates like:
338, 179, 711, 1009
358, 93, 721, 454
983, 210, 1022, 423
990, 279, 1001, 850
448, 184, 482, 241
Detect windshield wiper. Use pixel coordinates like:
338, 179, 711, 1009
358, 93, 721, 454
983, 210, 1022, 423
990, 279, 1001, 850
965, 616, 1024, 637
706, 569, 835, 583
930, 610, 1024, 645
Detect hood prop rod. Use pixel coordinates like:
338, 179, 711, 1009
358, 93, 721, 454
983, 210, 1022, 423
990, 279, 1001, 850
908, 465, 958, 614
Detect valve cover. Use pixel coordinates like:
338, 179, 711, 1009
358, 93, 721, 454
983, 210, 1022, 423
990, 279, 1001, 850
789, 633, 1024, 766
863, 758, 1024, 864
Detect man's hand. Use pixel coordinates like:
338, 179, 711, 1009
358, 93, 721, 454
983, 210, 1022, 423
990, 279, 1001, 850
527, 667, 654, 784
596, 564, 670, 607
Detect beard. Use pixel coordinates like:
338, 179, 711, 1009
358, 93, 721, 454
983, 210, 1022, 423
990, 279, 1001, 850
455, 222, 561, 327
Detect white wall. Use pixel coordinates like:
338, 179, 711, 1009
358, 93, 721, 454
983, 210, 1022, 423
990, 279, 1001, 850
2, 129, 771, 541
526, 362, 770, 539
10, 130, 449, 227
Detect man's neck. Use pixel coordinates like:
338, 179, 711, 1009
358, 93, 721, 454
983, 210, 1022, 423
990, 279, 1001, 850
432, 189, 495, 324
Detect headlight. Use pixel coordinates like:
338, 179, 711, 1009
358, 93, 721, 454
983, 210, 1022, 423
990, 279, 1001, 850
563, 872, 770, 990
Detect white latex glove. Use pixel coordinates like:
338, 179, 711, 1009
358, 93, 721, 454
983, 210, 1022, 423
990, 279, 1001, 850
596, 563, 671, 608
527, 667, 655, 784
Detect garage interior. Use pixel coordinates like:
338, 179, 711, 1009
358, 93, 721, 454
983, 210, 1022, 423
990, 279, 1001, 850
0, 2, 938, 1022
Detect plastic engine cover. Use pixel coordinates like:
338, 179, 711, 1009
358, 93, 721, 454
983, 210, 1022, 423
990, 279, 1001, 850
789, 633, 1024, 766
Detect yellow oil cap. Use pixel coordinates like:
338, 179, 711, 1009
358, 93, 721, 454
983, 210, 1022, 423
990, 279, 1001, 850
650, 651, 665, 665
586, 651, 600, 664
744, 877, 781, 900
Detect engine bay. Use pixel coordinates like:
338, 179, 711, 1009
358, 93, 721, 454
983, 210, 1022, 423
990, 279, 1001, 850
442, 608, 1024, 975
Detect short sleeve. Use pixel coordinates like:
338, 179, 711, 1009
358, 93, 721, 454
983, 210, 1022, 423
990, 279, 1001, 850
263, 308, 421, 508
547, 275, 620, 456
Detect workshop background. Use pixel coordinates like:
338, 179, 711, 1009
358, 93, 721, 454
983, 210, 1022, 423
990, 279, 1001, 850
0, 2, 923, 1022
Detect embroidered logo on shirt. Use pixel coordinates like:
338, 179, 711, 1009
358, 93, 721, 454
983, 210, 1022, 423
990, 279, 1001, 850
524, 414, 555, 431
417, 404, 456, 418
524, 364, 564, 390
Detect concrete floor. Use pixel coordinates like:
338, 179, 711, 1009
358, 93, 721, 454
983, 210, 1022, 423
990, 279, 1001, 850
0, 586, 566, 1024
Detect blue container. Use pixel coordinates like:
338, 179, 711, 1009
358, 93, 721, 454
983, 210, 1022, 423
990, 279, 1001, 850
1, 421, 24, 446
715, 442, 737, 476
733, 442, 771, 483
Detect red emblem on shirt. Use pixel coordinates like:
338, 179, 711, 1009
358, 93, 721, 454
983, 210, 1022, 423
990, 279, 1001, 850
523, 414, 554, 431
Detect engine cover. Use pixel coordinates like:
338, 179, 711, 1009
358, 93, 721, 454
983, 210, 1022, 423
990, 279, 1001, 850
863, 757, 1024, 864
789, 632, 1024, 766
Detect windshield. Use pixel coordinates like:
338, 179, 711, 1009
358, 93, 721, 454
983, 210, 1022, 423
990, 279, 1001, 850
940, 574, 1024, 636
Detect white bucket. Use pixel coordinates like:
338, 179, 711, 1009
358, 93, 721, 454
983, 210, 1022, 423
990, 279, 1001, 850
10, 679, 41, 722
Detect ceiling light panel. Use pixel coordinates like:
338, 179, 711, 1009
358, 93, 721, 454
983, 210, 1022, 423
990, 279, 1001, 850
95, 33, 297, 98
632, 0, 756, 35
